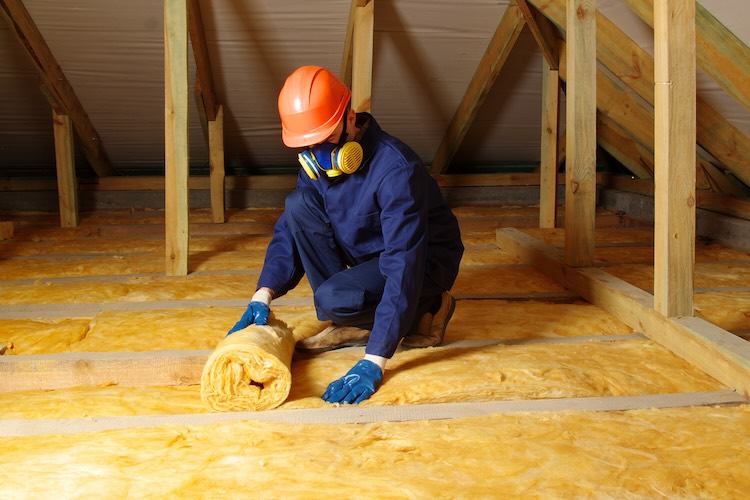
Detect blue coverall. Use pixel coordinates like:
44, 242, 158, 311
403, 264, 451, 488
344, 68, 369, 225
257, 114, 464, 358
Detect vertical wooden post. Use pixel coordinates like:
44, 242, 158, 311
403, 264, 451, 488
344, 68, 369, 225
352, 0, 374, 112
564, 0, 597, 267
209, 105, 225, 224
539, 59, 560, 228
653, 0, 696, 316
52, 110, 79, 228
164, 0, 189, 276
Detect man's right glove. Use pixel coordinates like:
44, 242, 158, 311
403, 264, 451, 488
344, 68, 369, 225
322, 359, 383, 404
227, 301, 270, 336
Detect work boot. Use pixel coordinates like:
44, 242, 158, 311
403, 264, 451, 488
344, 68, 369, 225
401, 292, 456, 348
296, 324, 370, 353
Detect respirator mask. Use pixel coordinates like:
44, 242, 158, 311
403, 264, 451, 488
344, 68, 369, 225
297, 110, 366, 180
298, 141, 364, 180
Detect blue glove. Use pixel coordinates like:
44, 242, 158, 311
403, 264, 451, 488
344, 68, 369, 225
322, 359, 383, 404
226, 301, 270, 336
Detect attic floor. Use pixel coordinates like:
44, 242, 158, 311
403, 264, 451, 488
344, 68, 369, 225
0, 205, 749, 497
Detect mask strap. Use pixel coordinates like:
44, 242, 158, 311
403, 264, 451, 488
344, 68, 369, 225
337, 104, 350, 147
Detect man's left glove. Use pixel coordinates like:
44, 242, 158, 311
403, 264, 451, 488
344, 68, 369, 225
227, 301, 270, 336
322, 359, 383, 404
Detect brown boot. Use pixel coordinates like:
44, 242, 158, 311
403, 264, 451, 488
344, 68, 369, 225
296, 324, 370, 353
401, 292, 456, 348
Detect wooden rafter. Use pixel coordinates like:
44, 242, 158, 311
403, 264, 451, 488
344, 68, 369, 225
0, 0, 113, 177
340, 0, 359, 86
188, 0, 224, 224
516, 0, 558, 69
430, 5, 526, 175
529, 0, 750, 191
188, 0, 218, 122
623, 0, 750, 114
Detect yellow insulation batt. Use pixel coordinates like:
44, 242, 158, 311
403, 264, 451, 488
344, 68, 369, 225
0, 339, 726, 419
0, 405, 749, 498
201, 322, 296, 411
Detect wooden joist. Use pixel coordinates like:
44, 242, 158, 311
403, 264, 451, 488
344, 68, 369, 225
3, 391, 745, 437
496, 227, 750, 398
0, 350, 207, 392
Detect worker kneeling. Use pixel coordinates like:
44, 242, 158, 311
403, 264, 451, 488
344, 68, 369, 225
227, 66, 464, 404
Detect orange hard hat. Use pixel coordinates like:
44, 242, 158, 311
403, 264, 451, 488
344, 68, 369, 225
278, 66, 352, 148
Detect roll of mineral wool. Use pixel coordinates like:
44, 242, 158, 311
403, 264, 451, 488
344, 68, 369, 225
201, 322, 295, 411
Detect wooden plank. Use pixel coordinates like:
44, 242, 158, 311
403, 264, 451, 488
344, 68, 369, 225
564, 0, 597, 268
697, 192, 750, 222
164, 0, 190, 276
605, 175, 750, 221
92, 175, 297, 191
529, 0, 750, 191
339, 0, 359, 87
539, 60, 560, 228
187, 0, 217, 121
561, 39, 722, 194
429, 6, 526, 174
52, 110, 79, 228
209, 105, 225, 223
3, 391, 743, 437
653, 0, 696, 317
0, 0, 113, 177
622, 0, 750, 114
352, 0, 374, 112
598, 116, 714, 192
496, 228, 750, 398
6, 172, 610, 193
0, 350, 207, 392
597, 114, 654, 179
516, 0, 559, 68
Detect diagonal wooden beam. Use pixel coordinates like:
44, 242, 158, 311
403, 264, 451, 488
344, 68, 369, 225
623, 0, 750, 114
188, 0, 224, 224
529, 0, 750, 191
0, 0, 114, 177
496, 227, 750, 398
340, 0, 360, 87
429, 5, 526, 174
188, 0, 218, 122
516, 0, 559, 69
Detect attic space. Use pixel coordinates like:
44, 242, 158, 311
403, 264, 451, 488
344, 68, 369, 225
1, 0, 750, 497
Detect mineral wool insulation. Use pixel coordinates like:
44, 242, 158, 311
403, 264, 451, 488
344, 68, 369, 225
0, 206, 749, 497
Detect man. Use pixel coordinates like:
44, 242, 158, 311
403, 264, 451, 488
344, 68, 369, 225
228, 66, 463, 404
